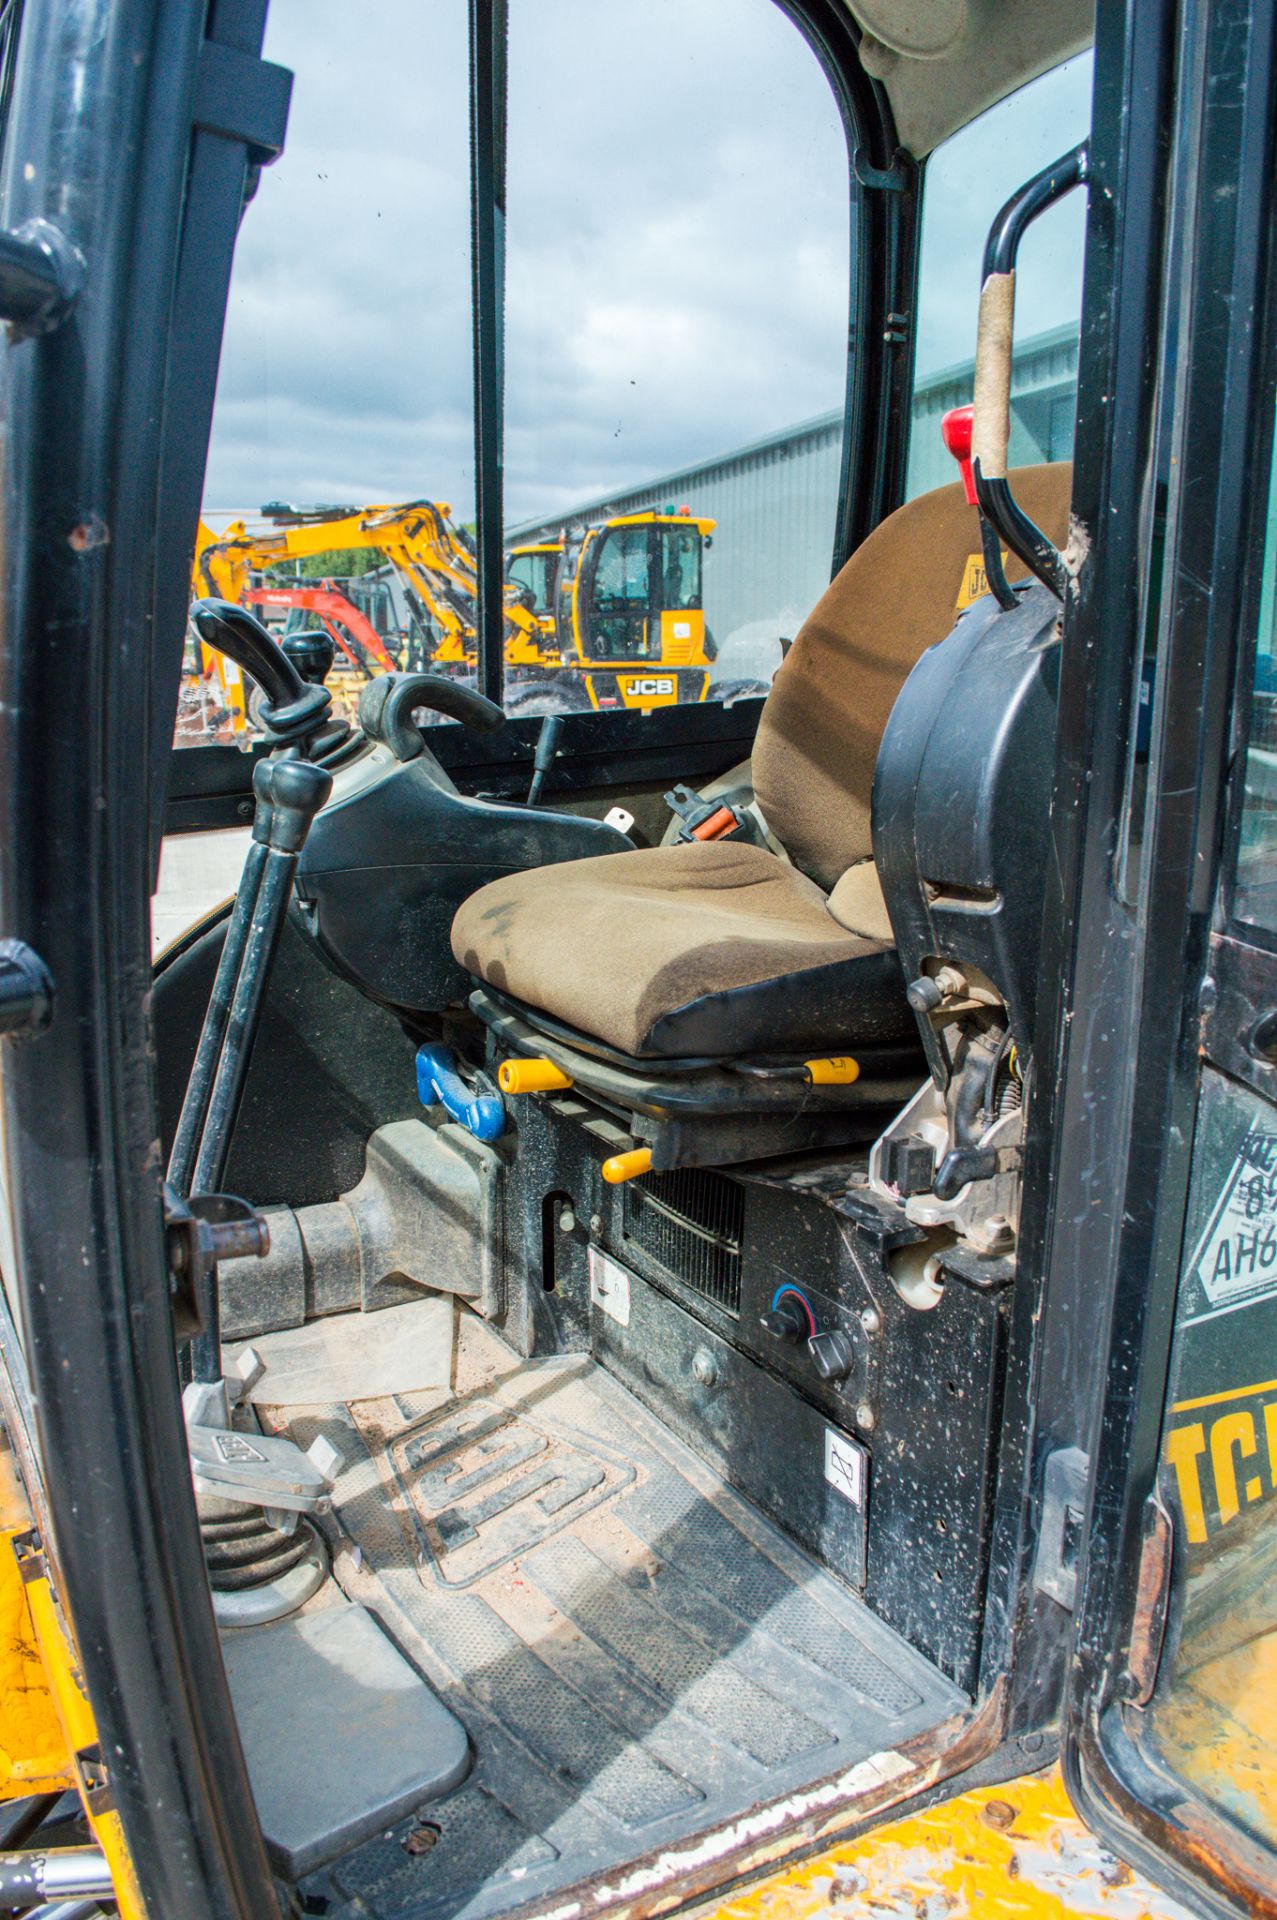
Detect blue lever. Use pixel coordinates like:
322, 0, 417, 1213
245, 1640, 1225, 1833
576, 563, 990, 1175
416, 1043, 505, 1142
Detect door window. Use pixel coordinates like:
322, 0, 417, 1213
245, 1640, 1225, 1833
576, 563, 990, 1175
1234, 408, 1277, 933
504, 0, 854, 713
181, 0, 474, 747
907, 56, 1092, 500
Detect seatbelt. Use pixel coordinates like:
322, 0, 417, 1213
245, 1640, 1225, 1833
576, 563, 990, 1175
664, 782, 752, 844
663, 781, 787, 857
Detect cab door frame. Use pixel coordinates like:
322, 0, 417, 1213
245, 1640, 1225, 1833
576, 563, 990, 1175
1019, 0, 1277, 1910
0, 2, 290, 1914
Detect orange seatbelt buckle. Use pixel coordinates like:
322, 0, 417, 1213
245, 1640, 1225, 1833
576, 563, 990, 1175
691, 806, 738, 842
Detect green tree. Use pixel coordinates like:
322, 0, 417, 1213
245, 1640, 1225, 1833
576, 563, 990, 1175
266, 546, 385, 581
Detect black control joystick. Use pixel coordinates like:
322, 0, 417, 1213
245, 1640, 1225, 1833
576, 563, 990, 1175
281, 626, 337, 687
191, 597, 332, 746
171, 602, 336, 1384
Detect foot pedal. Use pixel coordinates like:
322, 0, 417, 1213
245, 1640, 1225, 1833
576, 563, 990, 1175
188, 1425, 341, 1516
221, 1602, 470, 1876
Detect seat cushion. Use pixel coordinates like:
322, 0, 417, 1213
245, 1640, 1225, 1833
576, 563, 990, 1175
753, 463, 1074, 889
451, 841, 915, 1059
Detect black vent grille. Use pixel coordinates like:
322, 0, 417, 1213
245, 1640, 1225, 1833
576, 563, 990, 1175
623, 1167, 744, 1314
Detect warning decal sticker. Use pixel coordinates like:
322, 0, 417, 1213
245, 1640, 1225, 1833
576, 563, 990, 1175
1187, 1125, 1277, 1313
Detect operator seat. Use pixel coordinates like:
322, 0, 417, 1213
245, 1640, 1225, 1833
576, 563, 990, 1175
452, 465, 1073, 1063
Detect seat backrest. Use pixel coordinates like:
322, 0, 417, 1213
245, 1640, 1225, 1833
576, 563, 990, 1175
752, 462, 1074, 892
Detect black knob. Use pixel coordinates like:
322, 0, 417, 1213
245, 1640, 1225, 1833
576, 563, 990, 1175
906, 975, 943, 1014
268, 759, 334, 853
808, 1329, 855, 1382
282, 627, 336, 686
759, 1298, 808, 1343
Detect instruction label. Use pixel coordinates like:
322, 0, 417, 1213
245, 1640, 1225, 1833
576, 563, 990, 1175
824, 1428, 867, 1508
588, 1247, 632, 1328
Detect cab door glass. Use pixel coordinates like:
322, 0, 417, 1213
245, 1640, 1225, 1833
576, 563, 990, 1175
1149, 1066, 1277, 1847
1234, 409, 1277, 932
1145, 401, 1277, 1849
182, 0, 474, 747
906, 56, 1091, 501
504, 0, 852, 717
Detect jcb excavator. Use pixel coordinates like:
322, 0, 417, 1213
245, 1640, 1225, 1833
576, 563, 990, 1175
508, 507, 718, 710
194, 502, 717, 724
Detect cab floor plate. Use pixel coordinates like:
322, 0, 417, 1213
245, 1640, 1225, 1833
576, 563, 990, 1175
270, 1320, 962, 1920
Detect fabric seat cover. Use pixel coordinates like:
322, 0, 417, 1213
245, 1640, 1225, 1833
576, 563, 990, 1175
451, 841, 914, 1058
451, 466, 1074, 1059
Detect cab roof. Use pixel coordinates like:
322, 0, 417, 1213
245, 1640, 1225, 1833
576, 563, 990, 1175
844, 0, 1093, 155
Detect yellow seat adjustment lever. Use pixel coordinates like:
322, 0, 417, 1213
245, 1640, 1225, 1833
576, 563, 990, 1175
498, 1057, 574, 1094
803, 1056, 860, 1085
601, 1148, 653, 1185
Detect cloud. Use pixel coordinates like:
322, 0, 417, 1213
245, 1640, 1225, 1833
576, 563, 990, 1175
203, 0, 851, 521
202, 3, 1092, 525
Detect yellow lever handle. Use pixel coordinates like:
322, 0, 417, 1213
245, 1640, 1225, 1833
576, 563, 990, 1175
803, 1055, 860, 1085
601, 1148, 653, 1185
498, 1057, 574, 1094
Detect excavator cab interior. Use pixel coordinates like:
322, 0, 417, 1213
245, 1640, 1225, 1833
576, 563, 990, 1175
6, 1, 1277, 1918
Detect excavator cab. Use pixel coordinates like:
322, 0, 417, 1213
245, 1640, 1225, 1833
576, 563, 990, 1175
509, 511, 717, 710
563, 510, 717, 709
505, 542, 557, 622
4, 2, 1277, 1919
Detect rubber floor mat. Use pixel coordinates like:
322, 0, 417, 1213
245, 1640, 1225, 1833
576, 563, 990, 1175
276, 1327, 963, 1920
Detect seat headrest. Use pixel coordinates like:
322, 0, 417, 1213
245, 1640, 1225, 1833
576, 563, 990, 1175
752, 462, 1073, 892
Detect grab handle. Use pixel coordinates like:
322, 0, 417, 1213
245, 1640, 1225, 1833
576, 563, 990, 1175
972, 142, 1088, 602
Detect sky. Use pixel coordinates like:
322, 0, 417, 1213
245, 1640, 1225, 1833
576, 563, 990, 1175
201, 1, 1092, 526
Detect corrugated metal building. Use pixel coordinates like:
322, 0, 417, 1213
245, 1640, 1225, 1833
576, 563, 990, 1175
507, 323, 1079, 684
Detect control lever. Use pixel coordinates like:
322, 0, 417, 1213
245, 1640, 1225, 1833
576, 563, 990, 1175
527, 714, 564, 806
169, 622, 334, 1388
191, 597, 333, 744
358, 670, 503, 761
941, 404, 1016, 612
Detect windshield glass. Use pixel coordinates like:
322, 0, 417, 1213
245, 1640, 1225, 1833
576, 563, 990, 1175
508, 549, 556, 616
659, 526, 702, 610
593, 526, 650, 606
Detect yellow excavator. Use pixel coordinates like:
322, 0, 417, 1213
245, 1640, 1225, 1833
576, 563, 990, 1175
508, 506, 718, 710
190, 500, 717, 728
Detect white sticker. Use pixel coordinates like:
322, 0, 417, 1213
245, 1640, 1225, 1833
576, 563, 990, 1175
824, 1428, 866, 1508
673, 620, 692, 639
588, 1247, 632, 1327
1189, 1128, 1277, 1309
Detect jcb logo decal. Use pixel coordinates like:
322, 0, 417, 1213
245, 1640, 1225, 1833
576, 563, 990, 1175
1164, 1377, 1277, 1544
622, 676, 675, 696
956, 551, 1011, 612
